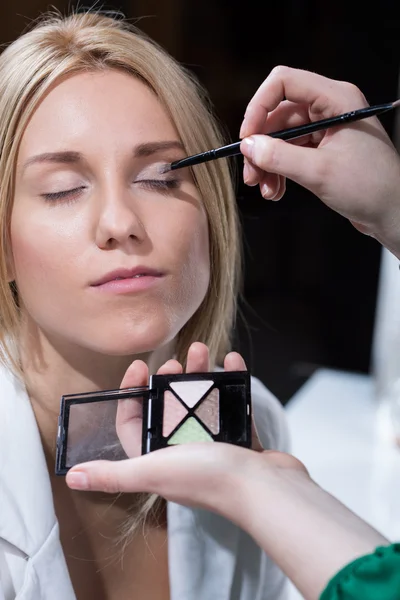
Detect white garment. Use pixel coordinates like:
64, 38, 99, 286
0, 364, 290, 600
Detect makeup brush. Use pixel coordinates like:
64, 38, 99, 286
164, 99, 400, 172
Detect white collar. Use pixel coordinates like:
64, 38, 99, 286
0, 365, 57, 556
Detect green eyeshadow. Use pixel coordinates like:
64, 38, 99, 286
168, 417, 213, 444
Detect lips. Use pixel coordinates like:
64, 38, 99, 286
91, 267, 164, 287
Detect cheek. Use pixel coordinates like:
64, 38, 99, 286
162, 205, 209, 280
150, 202, 210, 315
176, 216, 210, 317
10, 206, 82, 299
183, 225, 210, 291
12, 231, 51, 283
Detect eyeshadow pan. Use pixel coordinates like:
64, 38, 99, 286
169, 380, 213, 408
163, 390, 188, 437
194, 388, 220, 434
167, 417, 213, 445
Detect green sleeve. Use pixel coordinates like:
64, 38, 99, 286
319, 543, 400, 600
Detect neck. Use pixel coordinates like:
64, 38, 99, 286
18, 316, 175, 460
17, 317, 171, 583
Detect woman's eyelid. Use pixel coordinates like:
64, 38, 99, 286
36, 171, 88, 193
134, 159, 183, 181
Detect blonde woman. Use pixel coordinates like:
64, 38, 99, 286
0, 10, 289, 600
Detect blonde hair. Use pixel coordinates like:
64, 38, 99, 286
0, 10, 242, 539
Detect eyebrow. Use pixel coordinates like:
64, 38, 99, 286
22, 151, 81, 172
21, 141, 185, 173
133, 141, 185, 157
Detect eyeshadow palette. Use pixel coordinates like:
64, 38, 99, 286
142, 370, 251, 453
55, 370, 251, 475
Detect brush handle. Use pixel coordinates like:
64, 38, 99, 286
170, 101, 397, 170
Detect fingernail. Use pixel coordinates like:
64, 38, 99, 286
261, 182, 270, 198
241, 137, 254, 160
67, 471, 89, 490
243, 160, 249, 184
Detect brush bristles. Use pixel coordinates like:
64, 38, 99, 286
158, 163, 172, 174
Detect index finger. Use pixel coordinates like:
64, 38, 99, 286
240, 65, 361, 138
66, 442, 246, 501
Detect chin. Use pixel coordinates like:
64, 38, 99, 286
85, 319, 178, 357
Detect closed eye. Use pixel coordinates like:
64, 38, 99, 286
41, 179, 181, 202
42, 186, 86, 202
135, 179, 181, 194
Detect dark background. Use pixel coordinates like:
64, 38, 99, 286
2, 2, 399, 404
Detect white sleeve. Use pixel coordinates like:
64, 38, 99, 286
249, 376, 291, 600
250, 375, 291, 453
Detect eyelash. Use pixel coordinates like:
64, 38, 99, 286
42, 186, 86, 202
137, 178, 180, 195
41, 179, 180, 202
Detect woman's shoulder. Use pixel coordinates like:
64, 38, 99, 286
0, 361, 36, 442
0, 360, 25, 402
0, 360, 16, 397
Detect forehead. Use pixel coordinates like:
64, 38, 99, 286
19, 69, 179, 156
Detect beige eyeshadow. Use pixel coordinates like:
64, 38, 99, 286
195, 388, 220, 434
163, 390, 188, 437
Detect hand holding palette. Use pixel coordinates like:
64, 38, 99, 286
55, 370, 251, 475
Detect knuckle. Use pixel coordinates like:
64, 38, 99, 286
264, 138, 281, 171
338, 81, 368, 106
102, 469, 120, 494
270, 65, 290, 81
311, 92, 333, 118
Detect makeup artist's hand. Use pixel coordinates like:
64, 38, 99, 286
66, 438, 388, 600
113, 342, 262, 459
240, 66, 400, 257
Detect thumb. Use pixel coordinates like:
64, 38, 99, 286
241, 135, 328, 197
66, 443, 249, 515
114, 360, 149, 459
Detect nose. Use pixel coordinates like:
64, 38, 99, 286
95, 184, 146, 250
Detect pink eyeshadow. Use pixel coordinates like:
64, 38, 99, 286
169, 380, 213, 408
163, 391, 188, 437
195, 388, 220, 434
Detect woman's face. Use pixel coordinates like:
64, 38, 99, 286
11, 70, 210, 356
